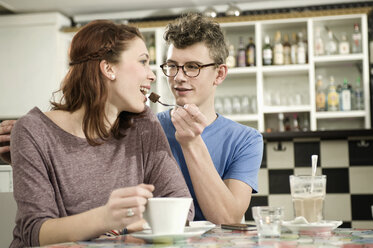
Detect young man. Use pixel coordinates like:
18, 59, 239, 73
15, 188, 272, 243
157, 13, 263, 223
0, 13, 263, 224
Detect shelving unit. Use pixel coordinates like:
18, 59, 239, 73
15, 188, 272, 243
144, 13, 370, 132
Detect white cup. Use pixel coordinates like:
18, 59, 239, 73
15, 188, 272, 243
144, 197, 192, 234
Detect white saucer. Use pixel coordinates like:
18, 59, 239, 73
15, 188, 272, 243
131, 227, 209, 243
282, 220, 343, 234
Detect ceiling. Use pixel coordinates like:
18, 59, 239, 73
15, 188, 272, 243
0, 0, 372, 22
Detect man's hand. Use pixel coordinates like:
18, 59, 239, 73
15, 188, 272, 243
0, 120, 16, 164
171, 104, 208, 145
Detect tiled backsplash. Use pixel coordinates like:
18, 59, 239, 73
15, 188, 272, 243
246, 137, 373, 228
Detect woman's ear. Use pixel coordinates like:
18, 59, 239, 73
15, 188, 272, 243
213, 64, 228, 86
100, 60, 116, 80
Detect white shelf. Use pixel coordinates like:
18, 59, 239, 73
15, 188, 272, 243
263, 105, 312, 114
224, 114, 259, 122
315, 111, 366, 119
262, 64, 310, 75
313, 53, 364, 64
227, 67, 257, 75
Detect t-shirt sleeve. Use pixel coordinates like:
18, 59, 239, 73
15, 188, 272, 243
223, 129, 263, 193
141, 110, 195, 220
11, 116, 59, 247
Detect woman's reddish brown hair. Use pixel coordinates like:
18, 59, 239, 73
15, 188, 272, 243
51, 20, 144, 145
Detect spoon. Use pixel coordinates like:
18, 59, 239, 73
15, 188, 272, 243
148, 92, 183, 108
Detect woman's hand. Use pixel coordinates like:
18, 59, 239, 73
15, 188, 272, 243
102, 184, 154, 231
0, 120, 16, 164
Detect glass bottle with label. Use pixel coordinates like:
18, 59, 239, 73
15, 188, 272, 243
297, 32, 306, 64
237, 36, 246, 67
352, 23, 362, 53
327, 76, 339, 111
354, 77, 364, 110
246, 37, 255, 67
325, 30, 337, 55
315, 75, 326, 111
341, 78, 351, 111
290, 32, 298, 64
226, 44, 236, 68
262, 35, 273, 66
273, 31, 284, 65
314, 27, 324, 56
339, 33, 350, 55
283, 34, 291, 65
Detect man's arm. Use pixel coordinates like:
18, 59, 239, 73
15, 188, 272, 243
171, 105, 258, 224
0, 120, 16, 164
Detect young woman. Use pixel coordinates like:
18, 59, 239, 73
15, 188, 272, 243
10, 20, 193, 248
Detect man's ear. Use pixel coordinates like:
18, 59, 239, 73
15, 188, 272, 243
100, 60, 116, 80
213, 64, 228, 86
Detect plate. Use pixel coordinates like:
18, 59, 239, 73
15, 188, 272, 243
189, 221, 216, 229
282, 220, 343, 234
131, 226, 209, 243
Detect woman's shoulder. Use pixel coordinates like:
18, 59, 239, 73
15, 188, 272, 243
14, 107, 46, 130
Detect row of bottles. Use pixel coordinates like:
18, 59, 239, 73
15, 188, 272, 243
314, 23, 362, 56
226, 36, 256, 68
265, 113, 310, 133
215, 95, 257, 115
263, 31, 307, 65
315, 75, 364, 112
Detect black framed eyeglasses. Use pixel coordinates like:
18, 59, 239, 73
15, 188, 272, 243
160, 62, 218, 78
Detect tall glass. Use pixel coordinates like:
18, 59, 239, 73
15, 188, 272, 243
289, 175, 326, 223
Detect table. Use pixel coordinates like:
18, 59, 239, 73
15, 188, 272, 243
44, 227, 373, 247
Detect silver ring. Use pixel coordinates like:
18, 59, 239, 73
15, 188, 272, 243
126, 208, 135, 217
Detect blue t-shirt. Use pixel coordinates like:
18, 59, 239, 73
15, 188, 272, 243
157, 110, 263, 221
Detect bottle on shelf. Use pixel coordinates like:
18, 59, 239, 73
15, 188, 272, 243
297, 31, 307, 64
314, 27, 325, 56
278, 113, 285, 132
354, 76, 364, 110
351, 23, 362, 53
315, 75, 326, 111
283, 34, 291, 65
341, 78, 351, 111
284, 116, 291, 131
273, 31, 284, 65
339, 33, 350, 55
246, 37, 256, 66
148, 34, 156, 64
293, 113, 300, 131
226, 44, 236, 68
327, 76, 339, 111
262, 35, 273, 65
325, 30, 338, 55
290, 32, 298, 64
237, 36, 246, 67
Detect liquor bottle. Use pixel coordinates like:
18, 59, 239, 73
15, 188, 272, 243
315, 75, 326, 111
293, 113, 300, 131
278, 113, 285, 132
327, 76, 339, 111
341, 78, 351, 111
354, 77, 364, 110
148, 35, 156, 64
237, 36, 246, 67
339, 33, 350, 55
262, 35, 273, 66
352, 23, 362, 53
273, 31, 284, 65
325, 30, 337, 55
246, 37, 256, 66
297, 32, 306, 64
283, 34, 291, 65
226, 44, 236, 68
290, 32, 298, 64
314, 27, 324, 56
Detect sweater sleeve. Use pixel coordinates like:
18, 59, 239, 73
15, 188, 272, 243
10, 114, 59, 247
140, 109, 195, 221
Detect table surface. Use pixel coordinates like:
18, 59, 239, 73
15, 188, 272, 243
43, 227, 373, 247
